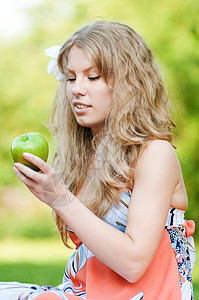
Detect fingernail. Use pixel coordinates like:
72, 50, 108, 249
23, 152, 30, 157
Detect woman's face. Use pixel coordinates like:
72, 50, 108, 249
66, 45, 113, 136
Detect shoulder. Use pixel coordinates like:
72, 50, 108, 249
145, 139, 176, 154
135, 140, 181, 185
138, 140, 178, 165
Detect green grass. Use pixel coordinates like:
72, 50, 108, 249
0, 262, 64, 286
0, 238, 74, 286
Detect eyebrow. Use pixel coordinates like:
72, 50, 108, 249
66, 66, 98, 73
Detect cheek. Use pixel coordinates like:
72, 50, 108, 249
95, 88, 112, 115
104, 87, 113, 107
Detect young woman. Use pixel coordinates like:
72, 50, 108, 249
0, 20, 195, 300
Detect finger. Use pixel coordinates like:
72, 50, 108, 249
13, 166, 35, 187
23, 153, 50, 174
14, 162, 42, 182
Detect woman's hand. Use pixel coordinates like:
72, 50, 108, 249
13, 152, 75, 209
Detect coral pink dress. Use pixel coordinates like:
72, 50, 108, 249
0, 190, 195, 299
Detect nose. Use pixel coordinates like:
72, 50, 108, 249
71, 77, 87, 96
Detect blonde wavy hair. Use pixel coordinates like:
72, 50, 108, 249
48, 20, 175, 247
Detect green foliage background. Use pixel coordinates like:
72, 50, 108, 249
0, 0, 198, 295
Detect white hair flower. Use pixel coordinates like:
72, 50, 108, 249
44, 45, 65, 81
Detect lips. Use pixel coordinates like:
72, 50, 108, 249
73, 101, 91, 110
73, 101, 92, 113
73, 101, 91, 107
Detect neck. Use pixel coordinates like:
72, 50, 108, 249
91, 122, 108, 144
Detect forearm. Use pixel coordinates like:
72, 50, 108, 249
53, 193, 140, 282
13, 155, 138, 279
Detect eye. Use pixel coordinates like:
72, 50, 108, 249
67, 77, 76, 82
88, 75, 101, 81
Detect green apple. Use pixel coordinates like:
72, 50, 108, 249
11, 132, 49, 171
